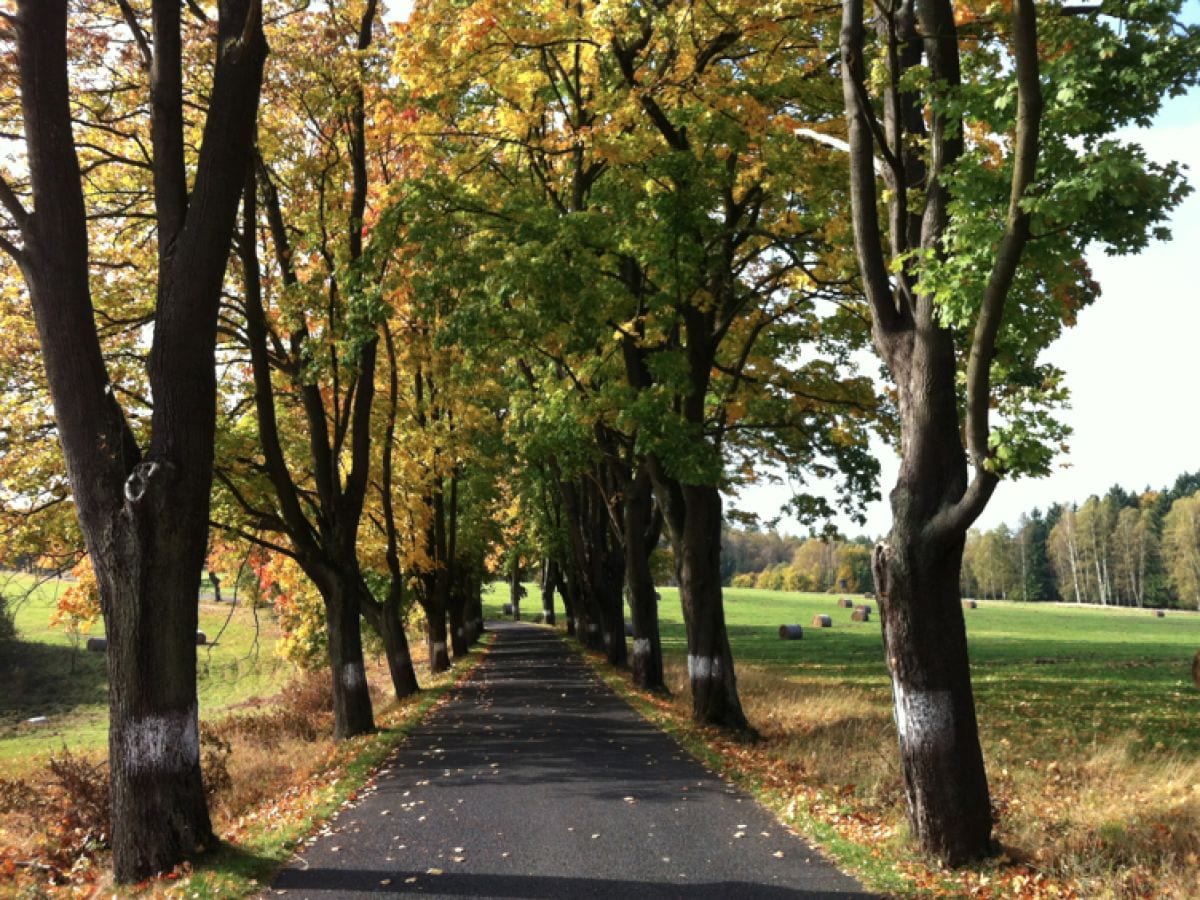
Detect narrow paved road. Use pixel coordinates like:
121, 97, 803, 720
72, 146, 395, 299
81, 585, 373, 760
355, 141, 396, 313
272, 622, 875, 899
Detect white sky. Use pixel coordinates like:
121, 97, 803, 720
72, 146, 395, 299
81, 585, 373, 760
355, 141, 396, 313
382, 0, 1200, 539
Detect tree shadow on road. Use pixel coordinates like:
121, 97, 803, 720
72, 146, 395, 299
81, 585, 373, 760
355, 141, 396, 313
274, 866, 876, 897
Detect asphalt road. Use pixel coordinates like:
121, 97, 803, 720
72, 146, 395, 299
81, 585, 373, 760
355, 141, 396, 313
271, 621, 875, 899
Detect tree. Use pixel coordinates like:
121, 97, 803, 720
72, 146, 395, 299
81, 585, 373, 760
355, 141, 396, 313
1163, 492, 1200, 608
0, 0, 265, 881
395, 0, 878, 723
839, 0, 1196, 864
216, 1, 432, 735
1015, 510, 1054, 602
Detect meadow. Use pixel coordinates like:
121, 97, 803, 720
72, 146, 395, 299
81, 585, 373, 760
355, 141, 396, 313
0, 571, 291, 776
484, 584, 1200, 897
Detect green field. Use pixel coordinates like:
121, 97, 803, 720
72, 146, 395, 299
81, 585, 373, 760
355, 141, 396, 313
484, 583, 1200, 755
0, 572, 293, 775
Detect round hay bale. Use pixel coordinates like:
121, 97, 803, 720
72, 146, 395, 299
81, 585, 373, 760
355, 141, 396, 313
851, 608, 870, 623
963, 600, 978, 609
854, 603, 873, 615
811, 614, 832, 628
1192, 650, 1200, 689
778, 624, 804, 640
195, 631, 208, 646
1155, 609, 1166, 618
624, 621, 634, 637
837, 597, 854, 608
86, 637, 107, 652
501, 602, 513, 615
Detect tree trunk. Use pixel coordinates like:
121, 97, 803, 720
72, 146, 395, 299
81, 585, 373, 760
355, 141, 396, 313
319, 577, 375, 738
362, 591, 419, 700
651, 469, 747, 730
875, 533, 992, 865
508, 557, 524, 621
872, 326, 994, 865
99, 517, 213, 881
425, 598, 451, 673
625, 468, 664, 691
448, 590, 469, 659
540, 558, 559, 625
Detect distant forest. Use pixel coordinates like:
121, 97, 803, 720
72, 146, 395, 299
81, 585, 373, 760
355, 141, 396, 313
724, 471, 1200, 608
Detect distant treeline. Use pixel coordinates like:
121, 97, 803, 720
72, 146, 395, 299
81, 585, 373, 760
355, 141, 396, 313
720, 529, 874, 594
962, 472, 1200, 608
723, 470, 1200, 607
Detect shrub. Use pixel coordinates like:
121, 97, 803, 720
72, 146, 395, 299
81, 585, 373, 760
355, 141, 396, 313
200, 724, 233, 799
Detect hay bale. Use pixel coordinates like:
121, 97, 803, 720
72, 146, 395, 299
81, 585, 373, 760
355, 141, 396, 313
851, 608, 870, 622
811, 614, 832, 628
778, 624, 804, 640
86, 637, 107, 652
501, 602, 513, 615
1192, 650, 1200, 689
1155, 609, 1166, 618
963, 600, 978, 609
837, 597, 854, 608
195, 631, 208, 646
854, 603, 873, 615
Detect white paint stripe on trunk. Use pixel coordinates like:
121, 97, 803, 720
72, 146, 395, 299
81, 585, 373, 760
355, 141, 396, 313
120, 704, 198, 774
342, 662, 365, 691
687, 654, 722, 681
632, 638, 651, 658
892, 681, 954, 750
433, 641, 448, 655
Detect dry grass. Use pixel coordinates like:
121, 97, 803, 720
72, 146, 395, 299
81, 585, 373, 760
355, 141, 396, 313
0, 640, 468, 895
643, 655, 1200, 898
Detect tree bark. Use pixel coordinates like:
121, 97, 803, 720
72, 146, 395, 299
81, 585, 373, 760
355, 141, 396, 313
625, 465, 664, 690
314, 572, 376, 739
540, 558, 559, 625
652, 469, 748, 730
8, 0, 265, 882
425, 599, 452, 672
361, 590, 419, 700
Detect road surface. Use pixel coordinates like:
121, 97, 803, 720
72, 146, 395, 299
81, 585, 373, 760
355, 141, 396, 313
271, 621, 875, 899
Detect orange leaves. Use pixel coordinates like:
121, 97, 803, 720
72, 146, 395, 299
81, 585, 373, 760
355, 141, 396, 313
50, 556, 101, 635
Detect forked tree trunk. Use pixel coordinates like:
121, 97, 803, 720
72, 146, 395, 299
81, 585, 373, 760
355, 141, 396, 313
9, 0, 265, 883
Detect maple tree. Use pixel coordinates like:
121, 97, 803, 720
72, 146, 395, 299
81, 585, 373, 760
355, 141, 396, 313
839, 0, 1198, 864
394, 0, 880, 724
0, 0, 266, 881
213, 0, 426, 737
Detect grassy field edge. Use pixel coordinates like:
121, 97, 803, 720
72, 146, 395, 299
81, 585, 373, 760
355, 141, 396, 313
160, 633, 495, 900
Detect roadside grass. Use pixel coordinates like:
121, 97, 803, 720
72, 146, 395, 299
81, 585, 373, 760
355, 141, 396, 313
0, 571, 290, 775
0, 574, 492, 898
485, 584, 1200, 897
169, 639, 491, 900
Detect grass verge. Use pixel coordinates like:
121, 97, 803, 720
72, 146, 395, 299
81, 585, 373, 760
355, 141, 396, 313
168, 636, 491, 899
